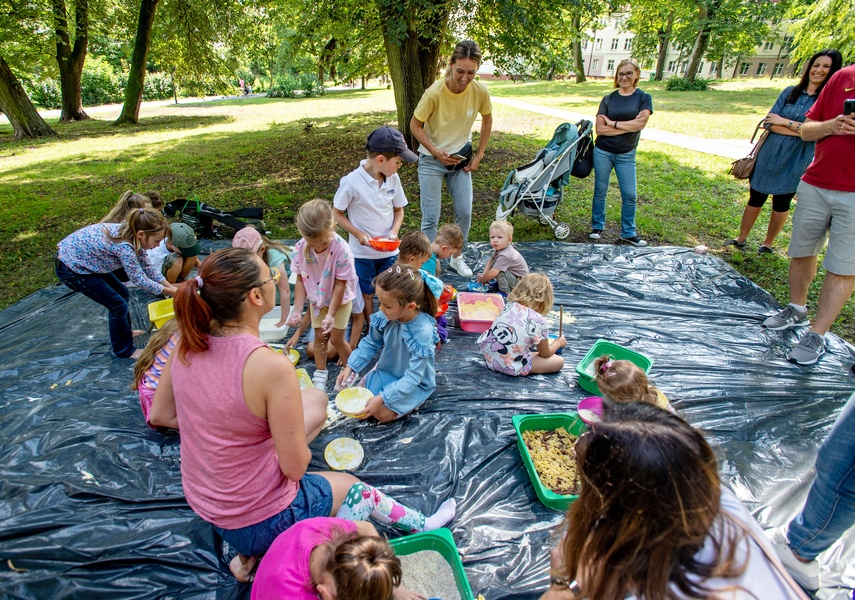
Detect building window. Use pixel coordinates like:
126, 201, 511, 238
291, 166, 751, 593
698, 62, 704, 73
739, 62, 750, 76
757, 62, 767, 76
592, 59, 600, 71
783, 36, 793, 51
773, 62, 784, 76
710, 63, 717, 75
624, 39, 632, 50
595, 38, 603, 50
581, 41, 588, 50
763, 41, 774, 51
668, 60, 676, 73
607, 59, 615, 71
611, 38, 619, 50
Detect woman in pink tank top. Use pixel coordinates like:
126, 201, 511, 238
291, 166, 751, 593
150, 247, 455, 584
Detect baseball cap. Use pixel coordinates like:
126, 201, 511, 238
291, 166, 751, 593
366, 126, 418, 163
232, 226, 263, 253
169, 222, 201, 258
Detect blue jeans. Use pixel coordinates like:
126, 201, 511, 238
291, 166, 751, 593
787, 391, 855, 559
591, 146, 638, 238
55, 258, 136, 358
418, 154, 473, 243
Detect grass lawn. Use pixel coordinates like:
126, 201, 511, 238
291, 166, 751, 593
1, 83, 851, 341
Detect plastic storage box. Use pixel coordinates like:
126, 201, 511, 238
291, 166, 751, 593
389, 528, 475, 600
575, 339, 653, 395
457, 292, 504, 333
512, 412, 587, 511
148, 298, 174, 329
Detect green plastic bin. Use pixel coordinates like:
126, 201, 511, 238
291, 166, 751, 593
575, 338, 653, 395
512, 412, 587, 511
389, 528, 475, 600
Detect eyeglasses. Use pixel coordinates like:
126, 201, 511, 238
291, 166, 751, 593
617, 72, 635, 79
256, 266, 281, 287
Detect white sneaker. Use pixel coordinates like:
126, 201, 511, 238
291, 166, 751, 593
449, 255, 473, 277
765, 526, 820, 590
312, 369, 328, 390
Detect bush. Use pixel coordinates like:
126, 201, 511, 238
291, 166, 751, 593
267, 74, 300, 98
665, 76, 711, 91
81, 56, 124, 105
29, 80, 62, 109
143, 72, 174, 101
299, 74, 323, 97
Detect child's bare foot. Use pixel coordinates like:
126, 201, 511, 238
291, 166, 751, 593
229, 554, 258, 583
130, 349, 144, 360
132, 329, 147, 338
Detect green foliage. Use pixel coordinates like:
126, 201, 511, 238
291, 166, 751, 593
28, 80, 62, 109
266, 73, 324, 98
142, 72, 175, 101
81, 56, 125, 106
665, 76, 711, 91
788, 0, 855, 64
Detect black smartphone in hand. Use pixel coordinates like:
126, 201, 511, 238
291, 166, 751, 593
845, 99, 855, 115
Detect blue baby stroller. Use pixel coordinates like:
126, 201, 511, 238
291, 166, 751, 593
496, 120, 593, 239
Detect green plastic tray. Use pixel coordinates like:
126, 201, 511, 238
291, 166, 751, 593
512, 413, 587, 511
575, 338, 654, 395
389, 528, 475, 600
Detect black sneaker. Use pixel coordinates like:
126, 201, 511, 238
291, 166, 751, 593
589, 229, 603, 240
620, 236, 648, 247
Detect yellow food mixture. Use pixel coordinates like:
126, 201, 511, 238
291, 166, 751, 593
522, 428, 580, 495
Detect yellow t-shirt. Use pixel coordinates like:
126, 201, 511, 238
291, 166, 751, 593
413, 79, 492, 156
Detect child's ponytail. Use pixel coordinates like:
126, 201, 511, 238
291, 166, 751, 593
131, 319, 179, 389
323, 534, 402, 600
173, 247, 263, 361
418, 274, 438, 316
594, 356, 657, 404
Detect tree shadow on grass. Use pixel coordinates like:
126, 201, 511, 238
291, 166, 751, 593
0, 114, 235, 147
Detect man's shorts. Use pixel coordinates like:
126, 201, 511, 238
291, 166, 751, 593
789, 181, 855, 276
213, 473, 333, 557
354, 256, 397, 295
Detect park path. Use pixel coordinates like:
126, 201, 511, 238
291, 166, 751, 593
492, 97, 753, 160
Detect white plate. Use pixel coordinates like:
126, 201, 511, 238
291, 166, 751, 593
334, 387, 372, 418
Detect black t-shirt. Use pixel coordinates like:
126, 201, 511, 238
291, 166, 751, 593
594, 88, 654, 154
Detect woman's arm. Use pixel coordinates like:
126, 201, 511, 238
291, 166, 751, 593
596, 110, 651, 135
410, 116, 456, 165
466, 112, 493, 172
149, 352, 179, 429
764, 113, 802, 137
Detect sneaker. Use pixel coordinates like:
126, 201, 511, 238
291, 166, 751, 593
589, 229, 603, 240
765, 527, 820, 590
788, 332, 826, 365
724, 239, 747, 249
312, 369, 328, 389
762, 305, 809, 330
620, 236, 648, 247
449, 255, 473, 277
758, 245, 773, 254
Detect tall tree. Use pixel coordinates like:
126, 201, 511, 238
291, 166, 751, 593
571, 15, 587, 83
788, 0, 855, 63
52, 0, 90, 122
114, 0, 159, 125
0, 56, 56, 139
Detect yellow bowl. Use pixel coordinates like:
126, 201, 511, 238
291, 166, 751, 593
288, 348, 300, 364
324, 437, 364, 471
334, 387, 373, 418
294, 368, 313, 390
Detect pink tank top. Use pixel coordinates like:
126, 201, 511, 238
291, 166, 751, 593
171, 334, 298, 529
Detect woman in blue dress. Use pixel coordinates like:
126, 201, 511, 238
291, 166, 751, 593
726, 49, 842, 253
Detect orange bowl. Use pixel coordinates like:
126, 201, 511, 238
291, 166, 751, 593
368, 237, 401, 252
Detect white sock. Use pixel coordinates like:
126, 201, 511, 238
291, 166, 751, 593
423, 498, 456, 530
789, 303, 806, 312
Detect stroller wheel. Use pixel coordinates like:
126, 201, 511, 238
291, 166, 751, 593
554, 223, 570, 240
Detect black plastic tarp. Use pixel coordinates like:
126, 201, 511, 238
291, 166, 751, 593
1, 242, 853, 599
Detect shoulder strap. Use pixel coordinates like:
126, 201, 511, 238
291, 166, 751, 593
732, 518, 812, 600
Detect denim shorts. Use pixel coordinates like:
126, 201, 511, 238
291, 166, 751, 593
214, 473, 333, 556
354, 256, 397, 295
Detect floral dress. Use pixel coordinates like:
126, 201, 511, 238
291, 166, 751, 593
477, 301, 549, 376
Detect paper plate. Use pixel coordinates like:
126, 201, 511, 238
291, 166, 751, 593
324, 437, 364, 471
335, 387, 372, 418
294, 368, 313, 390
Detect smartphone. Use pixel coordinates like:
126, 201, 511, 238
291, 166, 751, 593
845, 99, 855, 115
450, 153, 468, 161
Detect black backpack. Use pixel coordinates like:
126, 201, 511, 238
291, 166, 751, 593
570, 121, 594, 179
164, 198, 265, 239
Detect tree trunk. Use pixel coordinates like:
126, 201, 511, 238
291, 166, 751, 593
114, 0, 160, 126
654, 11, 674, 81
732, 54, 740, 78
378, 0, 450, 148
571, 15, 586, 83
0, 57, 56, 139
716, 57, 724, 79
686, 1, 715, 82
53, 0, 90, 122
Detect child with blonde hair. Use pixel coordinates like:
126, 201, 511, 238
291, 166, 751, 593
476, 220, 528, 294
132, 319, 179, 428
594, 356, 672, 411
336, 264, 439, 422
287, 199, 360, 389
100, 191, 152, 223
55, 208, 177, 358
233, 226, 294, 328
251, 518, 425, 600
422, 223, 464, 277
477, 273, 565, 376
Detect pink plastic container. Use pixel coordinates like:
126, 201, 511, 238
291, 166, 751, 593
457, 292, 504, 333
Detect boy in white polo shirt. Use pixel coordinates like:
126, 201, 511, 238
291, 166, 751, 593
333, 126, 418, 321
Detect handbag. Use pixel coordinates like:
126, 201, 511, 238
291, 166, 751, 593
571, 127, 594, 179
728, 119, 769, 180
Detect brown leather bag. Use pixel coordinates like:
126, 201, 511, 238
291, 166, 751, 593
729, 119, 769, 180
